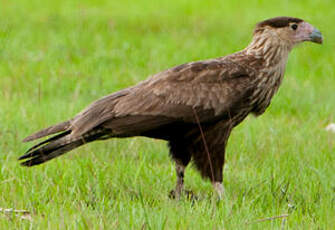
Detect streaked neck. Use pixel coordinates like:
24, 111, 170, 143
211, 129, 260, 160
244, 32, 292, 67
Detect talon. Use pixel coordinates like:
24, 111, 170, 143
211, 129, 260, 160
169, 190, 176, 199
184, 190, 197, 200
168, 189, 197, 200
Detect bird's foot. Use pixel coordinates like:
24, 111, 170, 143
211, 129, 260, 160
213, 182, 225, 200
169, 189, 197, 200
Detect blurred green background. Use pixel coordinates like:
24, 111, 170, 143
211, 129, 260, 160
0, 0, 334, 229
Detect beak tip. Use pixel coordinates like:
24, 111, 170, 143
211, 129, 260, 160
310, 29, 323, 44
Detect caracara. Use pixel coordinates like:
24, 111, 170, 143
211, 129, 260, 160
20, 17, 322, 198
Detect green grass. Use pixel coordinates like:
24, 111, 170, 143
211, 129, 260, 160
1, 0, 335, 229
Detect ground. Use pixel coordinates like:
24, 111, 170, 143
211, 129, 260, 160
0, 0, 334, 229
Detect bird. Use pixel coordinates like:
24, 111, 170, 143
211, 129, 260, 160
20, 17, 322, 199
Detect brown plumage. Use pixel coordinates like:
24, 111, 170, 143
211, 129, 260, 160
20, 17, 322, 198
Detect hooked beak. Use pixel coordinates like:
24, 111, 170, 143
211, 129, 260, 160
309, 28, 323, 44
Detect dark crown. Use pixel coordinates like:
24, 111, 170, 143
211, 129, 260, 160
256, 16, 303, 28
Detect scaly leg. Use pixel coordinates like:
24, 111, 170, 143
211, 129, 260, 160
213, 181, 225, 199
173, 161, 185, 200
168, 139, 191, 199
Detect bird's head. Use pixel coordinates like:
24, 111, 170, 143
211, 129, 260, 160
253, 17, 323, 49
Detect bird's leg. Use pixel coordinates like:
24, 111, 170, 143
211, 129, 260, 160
174, 161, 185, 200
168, 140, 192, 199
212, 181, 225, 199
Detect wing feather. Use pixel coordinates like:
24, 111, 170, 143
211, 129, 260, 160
69, 57, 257, 137
113, 58, 256, 121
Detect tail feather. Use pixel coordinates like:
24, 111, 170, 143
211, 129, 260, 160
23, 121, 71, 142
20, 139, 85, 166
19, 129, 105, 167
24, 130, 71, 154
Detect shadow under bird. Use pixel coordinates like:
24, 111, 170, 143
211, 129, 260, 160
20, 17, 323, 199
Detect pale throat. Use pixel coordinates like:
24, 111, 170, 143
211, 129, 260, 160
242, 31, 295, 96
244, 31, 293, 69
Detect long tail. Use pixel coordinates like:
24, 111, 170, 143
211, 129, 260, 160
19, 129, 104, 167
23, 120, 71, 142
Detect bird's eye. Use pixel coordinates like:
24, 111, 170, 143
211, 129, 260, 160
291, 24, 298, 30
